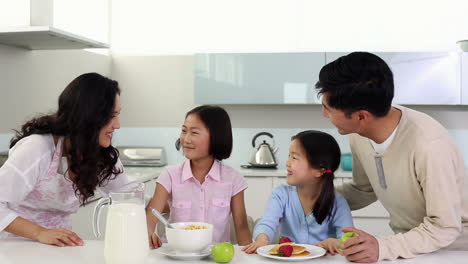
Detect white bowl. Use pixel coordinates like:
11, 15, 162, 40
165, 222, 213, 253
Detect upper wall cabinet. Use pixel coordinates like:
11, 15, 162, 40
195, 52, 464, 105
194, 53, 326, 104
327, 52, 462, 105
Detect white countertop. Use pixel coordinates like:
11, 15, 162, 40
125, 166, 165, 183
238, 168, 353, 178
1, 239, 466, 264
123, 165, 353, 179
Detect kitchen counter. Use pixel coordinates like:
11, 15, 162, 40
239, 168, 352, 178
1, 239, 467, 264
125, 166, 165, 183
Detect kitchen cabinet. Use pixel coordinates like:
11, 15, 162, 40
326, 52, 462, 105
195, 52, 326, 104
195, 51, 463, 105
244, 177, 274, 221
72, 198, 106, 240
272, 175, 344, 188
462, 52, 468, 105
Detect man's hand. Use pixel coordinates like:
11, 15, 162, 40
341, 227, 379, 263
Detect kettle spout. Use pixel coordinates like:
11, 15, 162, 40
273, 147, 279, 154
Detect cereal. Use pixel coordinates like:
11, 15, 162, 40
181, 224, 208, 230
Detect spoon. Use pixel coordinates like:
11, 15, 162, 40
150, 207, 175, 229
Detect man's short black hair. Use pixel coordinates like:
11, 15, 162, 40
184, 105, 233, 160
315, 52, 394, 117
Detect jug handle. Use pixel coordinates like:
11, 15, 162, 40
93, 197, 111, 239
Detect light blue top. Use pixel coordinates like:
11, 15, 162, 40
253, 184, 354, 244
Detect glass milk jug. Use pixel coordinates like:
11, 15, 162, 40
93, 183, 149, 264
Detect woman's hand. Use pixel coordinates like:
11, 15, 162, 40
242, 234, 270, 254
35, 228, 84, 247
315, 238, 341, 255
149, 232, 162, 249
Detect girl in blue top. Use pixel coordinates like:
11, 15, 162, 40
243, 130, 353, 255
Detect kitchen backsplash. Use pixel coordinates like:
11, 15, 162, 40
3, 128, 467, 168
111, 127, 352, 169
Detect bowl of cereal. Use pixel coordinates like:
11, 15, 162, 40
165, 222, 213, 253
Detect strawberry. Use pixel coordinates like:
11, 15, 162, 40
277, 245, 293, 257
279, 236, 292, 244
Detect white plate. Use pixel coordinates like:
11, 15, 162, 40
157, 244, 212, 261
257, 244, 326, 261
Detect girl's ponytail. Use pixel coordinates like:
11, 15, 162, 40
313, 170, 335, 224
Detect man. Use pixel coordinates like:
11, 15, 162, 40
315, 52, 468, 262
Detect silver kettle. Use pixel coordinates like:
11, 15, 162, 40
249, 132, 279, 168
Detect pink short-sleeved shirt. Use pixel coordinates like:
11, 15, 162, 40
157, 160, 248, 243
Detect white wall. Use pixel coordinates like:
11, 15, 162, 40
110, 0, 468, 55
0, 44, 111, 134
111, 56, 194, 128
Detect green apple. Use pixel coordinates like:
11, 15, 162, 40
211, 242, 235, 263
339, 232, 358, 248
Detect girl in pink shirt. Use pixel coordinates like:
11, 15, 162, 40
146, 105, 252, 248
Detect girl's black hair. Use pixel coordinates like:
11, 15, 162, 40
177, 105, 233, 160
292, 130, 341, 224
10, 72, 122, 204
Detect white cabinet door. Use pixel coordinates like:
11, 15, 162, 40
325, 52, 462, 105
272, 176, 287, 188
272, 176, 345, 188
353, 217, 393, 236
244, 177, 274, 221
389, 52, 461, 105
144, 179, 157, 197
462, 53, 468, 105
72, 198, 106, 240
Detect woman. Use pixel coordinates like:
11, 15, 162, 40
0, 73, 129, 247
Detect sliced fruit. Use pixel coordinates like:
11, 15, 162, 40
279, 236, 292, 244
269, 242, 295, 254
277, 245, 293, 257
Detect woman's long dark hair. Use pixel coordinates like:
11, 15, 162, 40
292, 130, 341, 224
10, 73, 122, 204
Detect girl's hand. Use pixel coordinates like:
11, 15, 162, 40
149, 232, 162, 249
242, 236, 270, 254
315, 238, 341, 255
35, 228, 84, 247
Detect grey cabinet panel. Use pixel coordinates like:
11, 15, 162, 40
462, 53, 468, 105
326, 52, 462, 105
195, 52, 326, 104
